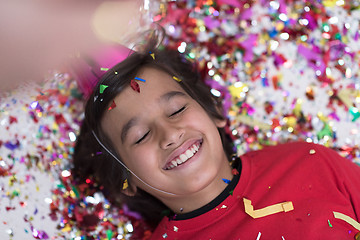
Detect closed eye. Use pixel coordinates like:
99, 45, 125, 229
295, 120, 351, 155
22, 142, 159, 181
170, 106, 186, 117
135, 131, 150, 144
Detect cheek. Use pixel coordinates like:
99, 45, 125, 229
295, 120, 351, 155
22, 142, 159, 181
122, 145, 157, 170
187, 108, 218, 129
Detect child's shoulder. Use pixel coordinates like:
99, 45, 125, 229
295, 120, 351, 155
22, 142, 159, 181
240, 141, 341, 169
240, 141, 354, 173
242, 141, 322, 158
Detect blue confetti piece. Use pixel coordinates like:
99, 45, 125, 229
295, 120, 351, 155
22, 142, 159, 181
134, 77, 146, 82
222, 178, 231, 184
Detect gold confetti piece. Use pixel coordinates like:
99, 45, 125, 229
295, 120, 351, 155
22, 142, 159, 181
61, 224, 72, 232
150, 52, 155, 59
338, 88, 358, 109
243, 198, 294, 219
122, 179, 128, 190
309, 149, 316, 154
173, 76, 181, 82
333, 212, 360, 231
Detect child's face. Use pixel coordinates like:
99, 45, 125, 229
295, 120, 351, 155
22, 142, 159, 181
101, 67, 230, 200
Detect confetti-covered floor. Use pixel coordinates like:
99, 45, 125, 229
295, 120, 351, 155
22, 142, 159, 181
1, 0, 360, 239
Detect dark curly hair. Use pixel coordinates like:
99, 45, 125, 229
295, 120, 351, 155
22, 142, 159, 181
72, 29, 234, 228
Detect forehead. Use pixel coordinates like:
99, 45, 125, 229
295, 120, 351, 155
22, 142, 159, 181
101, 67, 187, 126
122, 66, 185, 101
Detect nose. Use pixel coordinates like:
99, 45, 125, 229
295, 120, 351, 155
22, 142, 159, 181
159, 121, 184, 149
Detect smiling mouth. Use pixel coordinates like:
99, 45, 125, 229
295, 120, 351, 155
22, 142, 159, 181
164, 141, 202, 170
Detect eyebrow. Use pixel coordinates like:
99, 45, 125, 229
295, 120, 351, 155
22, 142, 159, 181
120, 91, 187, 143
159, 91, 186, 103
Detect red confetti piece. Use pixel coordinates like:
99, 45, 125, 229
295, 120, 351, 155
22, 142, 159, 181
108, 100, 117, 111
9, 116, 18, 124
55, 114, 67, 125
5, 206, 15, 211
264, 102, 274, 114
130, 79, 140, 93
232, 168, 239, 175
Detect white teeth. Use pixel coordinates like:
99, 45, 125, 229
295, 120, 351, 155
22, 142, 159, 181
185, 149, 193, 158
165, 142, 201, 170
192, 147, 196, 153
179, 154, 187, 162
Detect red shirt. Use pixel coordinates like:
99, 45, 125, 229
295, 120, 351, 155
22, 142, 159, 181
150, 142, 360, 239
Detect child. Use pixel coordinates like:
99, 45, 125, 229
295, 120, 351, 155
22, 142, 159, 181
73, 32, 360, 239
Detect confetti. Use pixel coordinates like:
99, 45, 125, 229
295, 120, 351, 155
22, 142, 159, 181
222, 178, 231, 184
134, 77, 146, 82
243, 198, 294, 219
123, 179, 129, 190
328, 219, 333, 228
156, 0, 360, 162
2, 1, 360, 239
172, 76, 181, 82
99, 84, 108, 94
130, 80, 140, 93
333, 212, 360, 231
150, 52, 155, 59
108, 100, 117, 111
0, 71, 151, 239
349, 107, 360, 122
256, 232, 262, 240
232, 168, 239, 175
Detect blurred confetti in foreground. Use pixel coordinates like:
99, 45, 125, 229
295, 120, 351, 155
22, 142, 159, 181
0, 72, 150, 239
1, 0, 360, 239
155, 0, 360, 161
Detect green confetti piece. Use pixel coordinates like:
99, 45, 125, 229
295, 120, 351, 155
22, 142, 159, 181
12, 190, 20, 197
106, 229, 113, 240
99, 85, 108, 94
349, 107, 360, 122
317, 123, 332, 140
328, 219, 333, 228
100, 67, 109, 71
57, 183, 66, 189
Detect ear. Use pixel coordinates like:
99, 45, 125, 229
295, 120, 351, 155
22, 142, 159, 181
122, 182, 138, 197
214, 118, 226, 128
